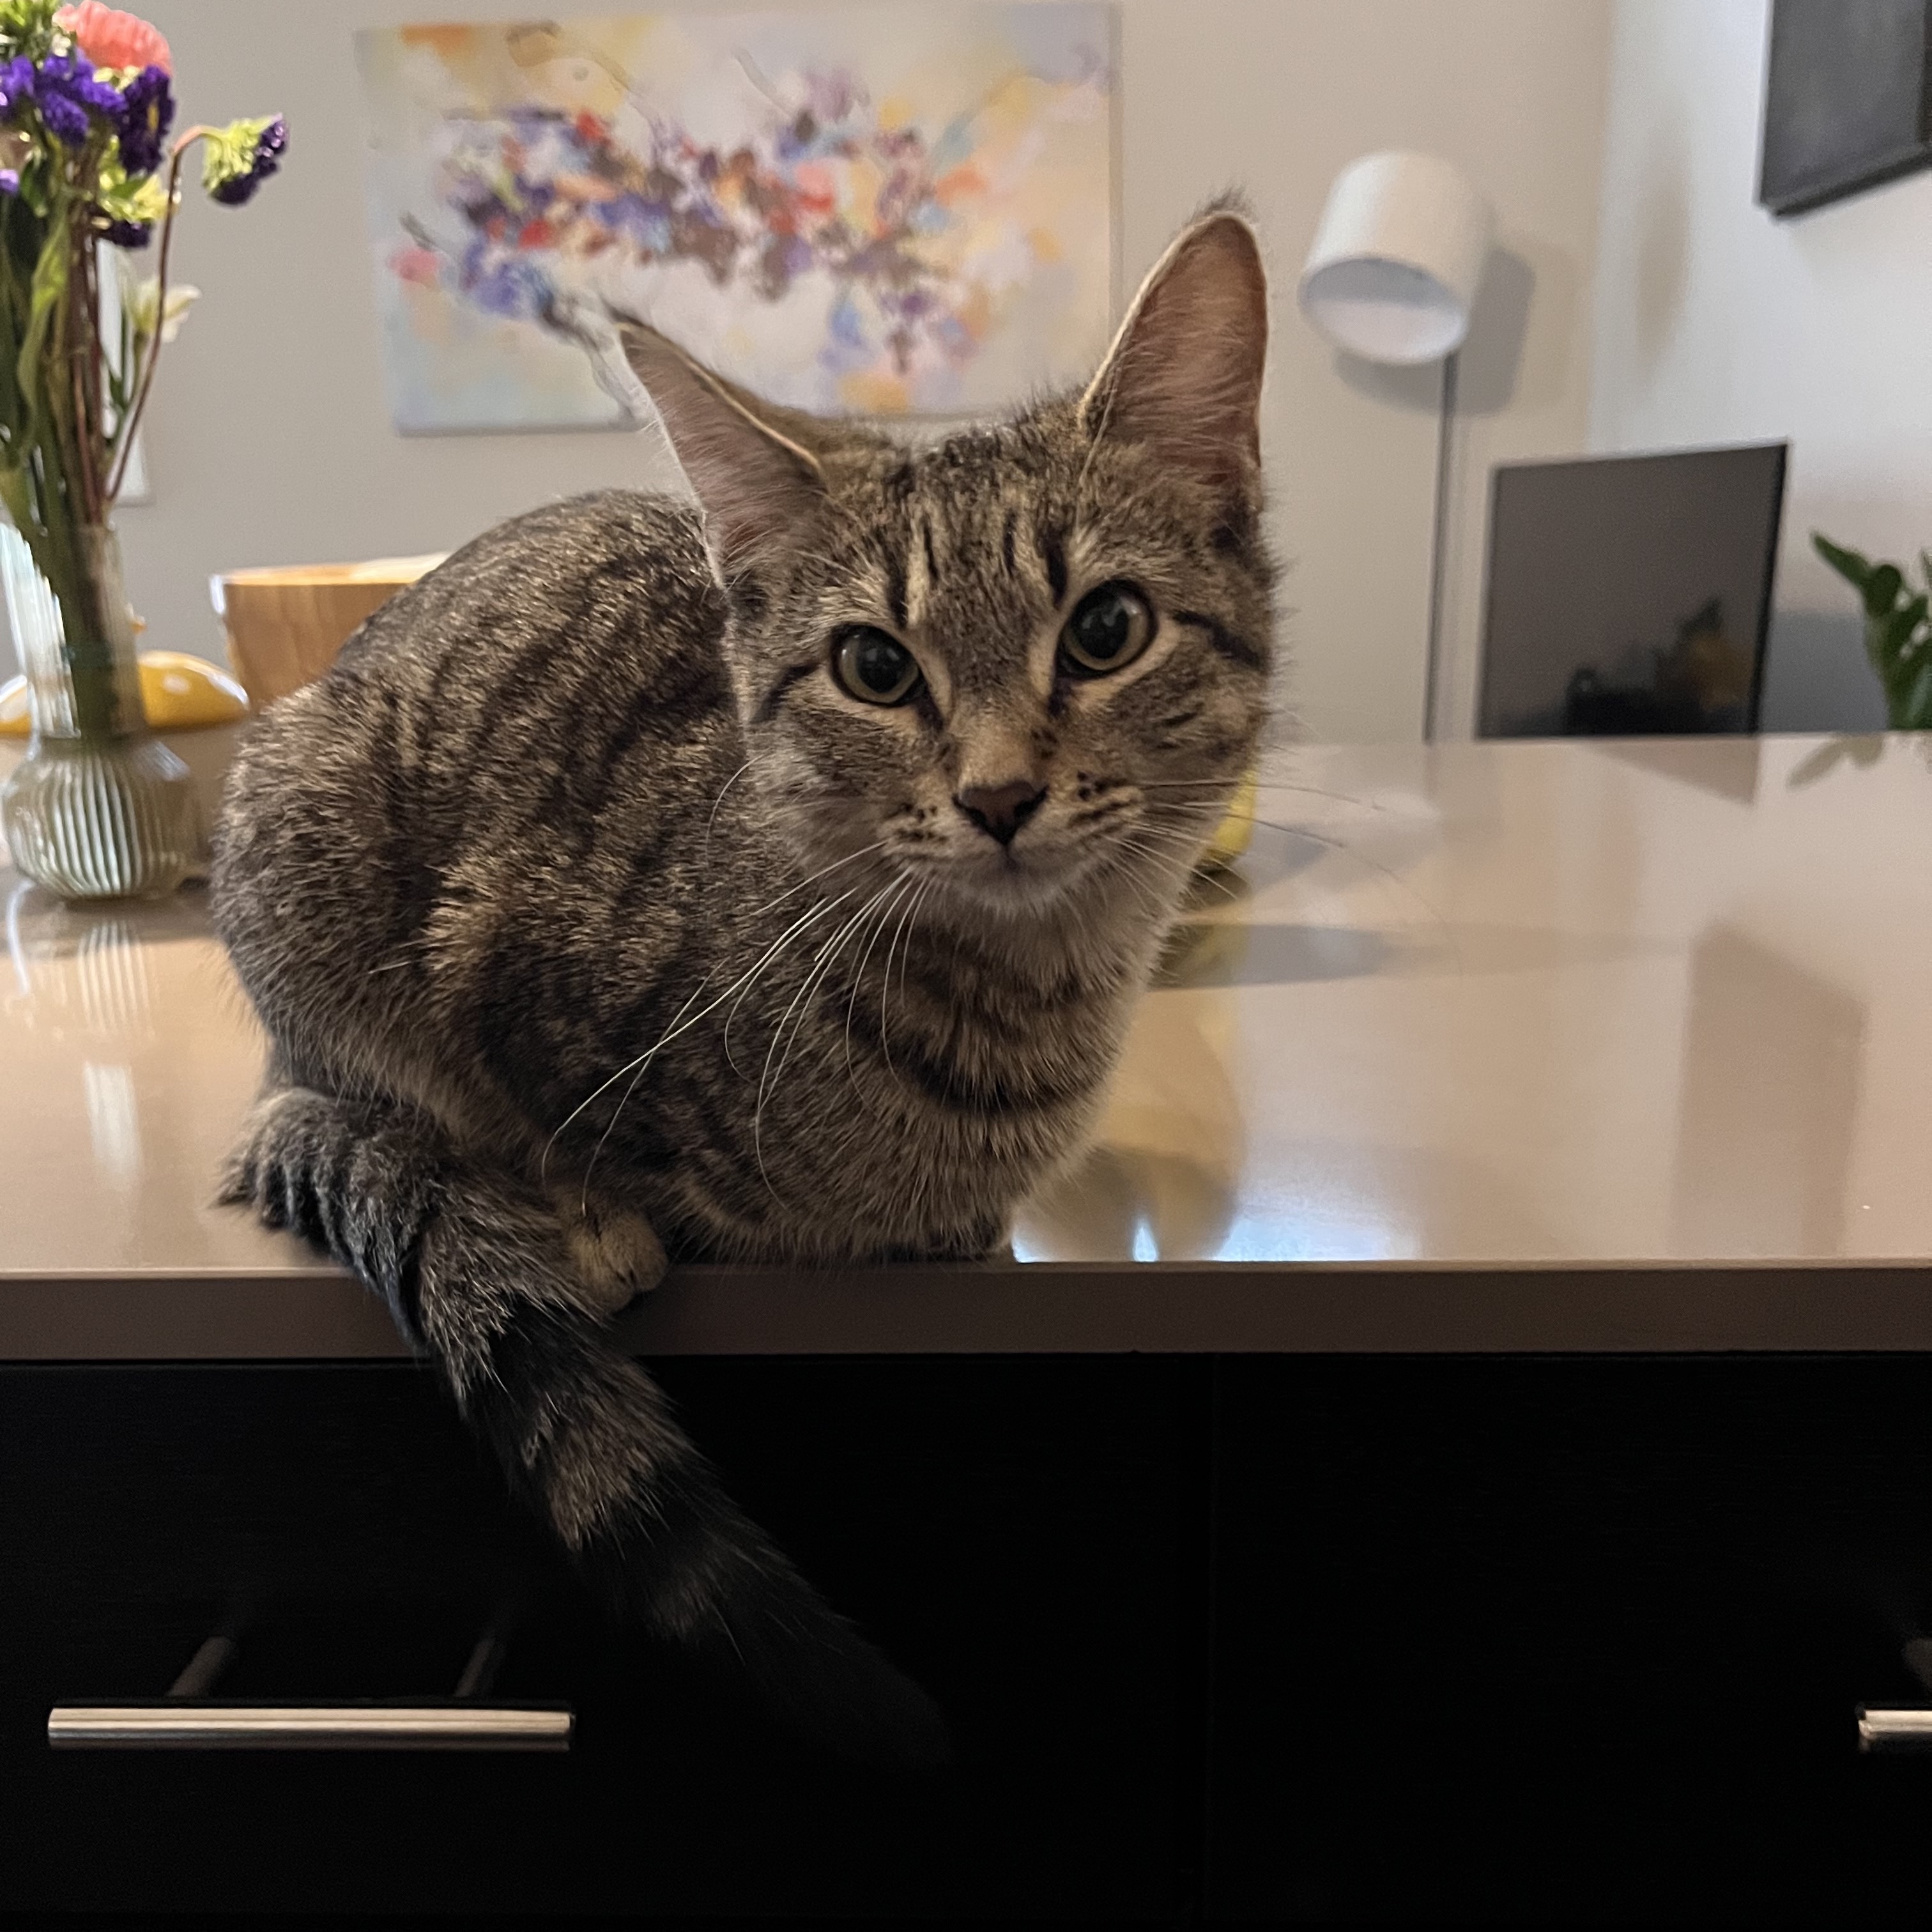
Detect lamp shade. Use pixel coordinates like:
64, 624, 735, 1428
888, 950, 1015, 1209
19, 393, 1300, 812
1299, 151, 1494, 365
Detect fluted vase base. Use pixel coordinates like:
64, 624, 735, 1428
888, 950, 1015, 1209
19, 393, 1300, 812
1, 733, 200, 901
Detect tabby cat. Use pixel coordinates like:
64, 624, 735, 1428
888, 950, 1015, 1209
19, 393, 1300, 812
210, 206, 1275, 1764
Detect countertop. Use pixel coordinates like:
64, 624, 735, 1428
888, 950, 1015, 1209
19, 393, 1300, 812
5, 734, 1931, 1360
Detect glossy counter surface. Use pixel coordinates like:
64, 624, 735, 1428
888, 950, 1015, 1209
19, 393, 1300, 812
4, 735, 1931, 1358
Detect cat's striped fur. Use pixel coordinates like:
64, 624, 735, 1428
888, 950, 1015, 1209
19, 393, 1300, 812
211, 209, 1275, 1761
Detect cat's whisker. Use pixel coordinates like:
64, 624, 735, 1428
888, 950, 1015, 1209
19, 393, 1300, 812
721, 883, 867, 1074
769, 878, 900, 1095
753, 875, 905, 1196
1107, 820, 1249, 902
747, 837, 894, 919
702, 758, 756, 867
1135, 777, 1392, 813
893, 878, 937, 1068
843, 872, 916, 1093
1101, 825, 1252, 916
578, 965, 721, 1205
1107, 831, 1204, 907
1093, 849, 1172, 926
875, 873, 924, 1078
547, 887, 855, 1162
1140, 803, 1455, 944
879, 877, 935, 1078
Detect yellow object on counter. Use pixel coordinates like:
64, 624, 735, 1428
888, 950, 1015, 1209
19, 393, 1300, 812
1202, 769, 1259, 870
0, 650, 251, 736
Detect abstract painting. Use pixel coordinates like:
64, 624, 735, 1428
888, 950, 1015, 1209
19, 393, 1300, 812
354, 6, 1117, 431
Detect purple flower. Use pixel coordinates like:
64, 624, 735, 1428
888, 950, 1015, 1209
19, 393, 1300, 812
0, 55, 34, 121
33, 50, 126, 147
209, 113, 285, 206
101, 217, 150, 247
0, 171, 18, 197
116, 64, 172, 177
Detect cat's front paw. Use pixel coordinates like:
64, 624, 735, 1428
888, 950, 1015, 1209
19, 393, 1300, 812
554, 1192, 668, 1315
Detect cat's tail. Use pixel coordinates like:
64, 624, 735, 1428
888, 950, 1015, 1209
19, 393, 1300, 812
220, 1080, 949, 1770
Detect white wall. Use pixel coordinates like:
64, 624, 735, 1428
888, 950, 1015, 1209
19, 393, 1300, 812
5, 0, 1613, 746
1588, 0, 1931, 732
1118, 0, 1611, 744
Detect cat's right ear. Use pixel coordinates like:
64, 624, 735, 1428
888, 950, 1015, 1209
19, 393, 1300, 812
618, 322, 828, 580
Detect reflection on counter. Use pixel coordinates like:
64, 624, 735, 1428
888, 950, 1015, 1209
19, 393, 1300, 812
4, 876, 212, 1045
1669, 926, 1864, 1259
0, 877, 295, 1274
1014, 993, 1243, 1262
82, 1061, 143, 1192
1156, 919, 1395, 990
8, 896, 153, 1046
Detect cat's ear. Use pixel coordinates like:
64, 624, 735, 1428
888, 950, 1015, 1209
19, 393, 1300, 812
1079, 208, 1269, 502
618, 321, 828, 578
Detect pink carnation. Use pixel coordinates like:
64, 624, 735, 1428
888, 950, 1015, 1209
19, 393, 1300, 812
54, 3, 172, 76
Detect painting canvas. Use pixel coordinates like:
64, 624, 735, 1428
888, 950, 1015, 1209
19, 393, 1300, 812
354, 5, 1116, 431
1759, 0, 1932, 216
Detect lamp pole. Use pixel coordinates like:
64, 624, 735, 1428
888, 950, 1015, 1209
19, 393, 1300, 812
1299, 151, 1493, 748
1422, 351, 1458, 743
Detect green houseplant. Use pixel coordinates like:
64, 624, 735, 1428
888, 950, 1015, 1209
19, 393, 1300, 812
1812, 532, 1932, 731
0, 0, 284, 898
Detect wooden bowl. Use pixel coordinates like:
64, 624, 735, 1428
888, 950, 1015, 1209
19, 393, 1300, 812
212, 555, 444, 710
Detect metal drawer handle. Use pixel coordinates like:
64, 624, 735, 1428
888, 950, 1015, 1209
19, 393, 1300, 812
1858, 1707, 1932, 1752
48, 1701, 570, 1750
48, 1605, 571, 1752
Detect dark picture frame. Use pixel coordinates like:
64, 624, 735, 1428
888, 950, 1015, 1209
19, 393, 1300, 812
1759, 0, 1932, 216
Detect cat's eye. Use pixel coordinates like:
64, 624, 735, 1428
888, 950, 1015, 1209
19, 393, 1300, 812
832, 625, 922, 705
1059, 581, 1156, 677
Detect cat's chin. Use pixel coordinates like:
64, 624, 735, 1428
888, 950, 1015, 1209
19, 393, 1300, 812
916, 843, 1142, 928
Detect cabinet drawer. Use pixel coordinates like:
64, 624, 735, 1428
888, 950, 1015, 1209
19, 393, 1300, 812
1208, 1356, 1932, 1923
1, 1358, 1203, 1918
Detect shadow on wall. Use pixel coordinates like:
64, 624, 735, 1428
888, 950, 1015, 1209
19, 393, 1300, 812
1632, 114, 1690, 383
1759, 610, 1887, 733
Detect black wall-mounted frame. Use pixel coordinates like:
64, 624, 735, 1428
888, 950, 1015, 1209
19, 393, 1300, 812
1759, 0, 1932, 216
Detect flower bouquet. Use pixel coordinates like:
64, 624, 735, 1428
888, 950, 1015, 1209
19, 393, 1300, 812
0, 0, 283, 898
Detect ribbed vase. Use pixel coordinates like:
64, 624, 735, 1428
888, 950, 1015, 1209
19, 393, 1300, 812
0, 523, 198, 901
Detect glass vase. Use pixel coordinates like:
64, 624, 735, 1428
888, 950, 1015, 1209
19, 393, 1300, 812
0, 522, 199, 901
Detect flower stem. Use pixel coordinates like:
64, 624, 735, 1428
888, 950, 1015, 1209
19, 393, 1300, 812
103, 126, 210, 505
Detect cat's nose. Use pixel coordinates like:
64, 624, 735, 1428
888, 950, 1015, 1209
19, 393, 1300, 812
956, 779, 1046, 846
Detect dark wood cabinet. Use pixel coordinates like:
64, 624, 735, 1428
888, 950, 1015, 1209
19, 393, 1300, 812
10, 1356, 1932, 1919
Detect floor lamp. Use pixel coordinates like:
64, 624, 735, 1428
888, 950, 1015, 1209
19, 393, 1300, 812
1299, 152, 1495, 742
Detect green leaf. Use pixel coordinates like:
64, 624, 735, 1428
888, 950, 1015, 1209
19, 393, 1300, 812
1877, 595, 1929, 675
1814, 530, 1874, 590
13, 224, 65, 417
1898, 660, 1932, 732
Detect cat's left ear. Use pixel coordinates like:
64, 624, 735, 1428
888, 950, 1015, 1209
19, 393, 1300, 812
618, 321, 828, 579
1080, 206, 1269, 504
